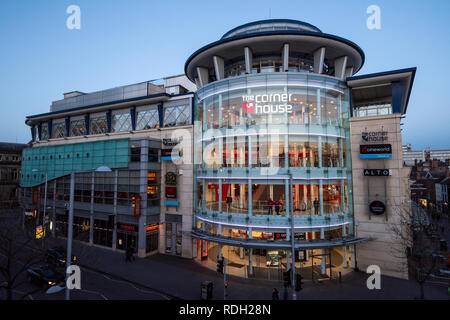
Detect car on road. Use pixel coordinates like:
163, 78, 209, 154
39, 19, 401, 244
26, 266, 65, 289
46, 246, 77, 267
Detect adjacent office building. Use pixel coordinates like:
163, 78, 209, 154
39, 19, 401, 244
20, 75, 197, 258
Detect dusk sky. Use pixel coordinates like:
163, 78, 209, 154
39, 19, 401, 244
0, 0, 449, 149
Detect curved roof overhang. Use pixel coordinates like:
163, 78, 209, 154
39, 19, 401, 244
191, 229, 372, 250
185, 31, 365, 82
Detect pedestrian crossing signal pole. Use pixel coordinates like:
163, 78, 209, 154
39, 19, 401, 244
224, 258, 228, 300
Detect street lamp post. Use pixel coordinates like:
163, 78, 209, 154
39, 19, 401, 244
66, 166, 111, 301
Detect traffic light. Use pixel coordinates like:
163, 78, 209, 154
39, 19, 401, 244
295, 273, 303, 291
283, 270, 291, 287
217, 258, 224, 274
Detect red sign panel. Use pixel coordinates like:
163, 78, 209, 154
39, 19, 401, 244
132, 195, 141, 218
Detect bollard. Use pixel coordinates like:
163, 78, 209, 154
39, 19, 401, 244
339, 271, 342, 283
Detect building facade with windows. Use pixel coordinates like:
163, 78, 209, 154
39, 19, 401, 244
20, 75, 197, 258
186, 19, 416, 280
0, 142, 28, 208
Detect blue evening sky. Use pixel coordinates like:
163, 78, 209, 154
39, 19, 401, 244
0, 0, 448, 149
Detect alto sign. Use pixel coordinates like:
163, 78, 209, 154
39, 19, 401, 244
242, 93, 293, 114
363, 169, 392, 176
369, 201, 386, 215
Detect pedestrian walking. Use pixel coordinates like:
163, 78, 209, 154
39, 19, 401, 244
283, 287, 288, 300
272, 288, 279, 300
313, 198, 319, 215
125, 247, 131, 262
268, 199, 274, 215
275, 199, 281, 215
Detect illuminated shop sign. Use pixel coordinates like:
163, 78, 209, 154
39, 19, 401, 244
362, 131, 388, 142
363, 169, 392, 176
242, 93, 293, 114
360, 144, 392, 159
369, 200, 386, 215
132, 195, 141, 218
119, 224, 136, 232
161, 149, 180, 161
165, 186, 177, 199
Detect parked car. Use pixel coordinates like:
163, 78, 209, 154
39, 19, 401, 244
26, 266, 65, 289
45, 246, 77, 267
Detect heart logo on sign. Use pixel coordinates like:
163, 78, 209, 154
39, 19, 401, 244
242, 102, 254, 114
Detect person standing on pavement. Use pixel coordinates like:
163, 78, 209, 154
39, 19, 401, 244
125, 247, 131, 262
272, 288, 279, 300
283, 287, 288, 300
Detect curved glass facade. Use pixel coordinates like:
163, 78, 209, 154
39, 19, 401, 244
193, 72, 354, 236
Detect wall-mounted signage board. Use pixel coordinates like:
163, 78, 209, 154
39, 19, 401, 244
363, 169, 392, 176
369, 201, 386, 215
360, 144, 392, 159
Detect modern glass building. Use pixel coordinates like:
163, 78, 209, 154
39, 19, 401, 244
186, 20, 371, 279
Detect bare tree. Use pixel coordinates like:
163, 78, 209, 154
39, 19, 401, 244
0, 211, 46, 300
390, 201, 442, 299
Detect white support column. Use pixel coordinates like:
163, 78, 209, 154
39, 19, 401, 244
341, 179, 346, 212
319, 179, 324, 215
344, 66, 354, 78
202, 178, 206, 211
248, 136, 252, 168
342, 224, 348, 268
194, 77, 201, 89
321, 249, 326, 275
313, 47, 326, 74
248, 179, 252, 217
316, 88, 321, 124
285, 180, 289, 216
334, 56, 348, 80
218, 224, 222, 259
248, 227, 253, 276
219, 179, 223, 213
218, 94, 223, 128
244, 47, 253, 74
196, 67, 209, 87
112, 169, 118, 250
213, 56, 225, 80
318, 136, 322, 168
284, 134, 289, 168
281, 43, 289, 72
89, 172, 94, 245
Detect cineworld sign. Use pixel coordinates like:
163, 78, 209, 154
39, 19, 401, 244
242, 93, 293, 114
360, 144, 392, 159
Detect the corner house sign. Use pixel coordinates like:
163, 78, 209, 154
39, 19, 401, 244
242, 94, 293, 114
360, 144, 392, 159
363, 169, 392, 176
369, 201, 386, 215
362, 131, 388, 142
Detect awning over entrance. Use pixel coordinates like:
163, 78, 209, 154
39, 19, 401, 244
191, 229, 372, 250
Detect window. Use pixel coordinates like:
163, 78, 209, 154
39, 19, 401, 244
90, 113, 107, 134
112, 111, 132, 132
52, 121, 65, 138
164, 104, 190, 127
354, 103, 392, 118
136, 106, 159, 130
70, 118, 86, 136
41, 123, 49, 140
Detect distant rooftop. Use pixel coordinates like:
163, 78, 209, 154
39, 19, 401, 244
0, 142, 29, 152
49, 75, 196, 113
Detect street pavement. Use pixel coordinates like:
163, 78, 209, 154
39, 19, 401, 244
67, 243, 449, 300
